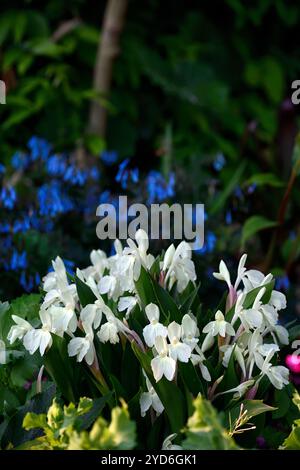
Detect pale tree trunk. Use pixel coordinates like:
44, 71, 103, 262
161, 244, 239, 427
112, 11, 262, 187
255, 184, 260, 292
88, 0, 128, 138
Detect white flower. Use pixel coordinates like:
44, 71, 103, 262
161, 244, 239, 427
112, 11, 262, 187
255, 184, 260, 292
7, 315, 33, 344
80, 299, 106, 329
181, 314, 199, 350
151, 336, 176, 382
213, 254, 247, 291
0, 340, 6, 364
256, 349, 289, 390
167, 321, 191, 362
217, 380, 255, 399
232, 291, 264, 331
124, 229, 155, 280
23, 310, 53, 356
201, 331, 215, 353
98, 275, 118, 299
213, 260, 231, 288
242, 269, 273, 292
202, 310, 235, 338
221, 344, 246, 377
140, 377, 164, 417
46, 304, 77, 336
68, 323, 95, 365
118, 296, 137, 319
143, 303, 167, 348
162, 433, 182, 450
161, 244, 176, 271
191, 348, 211, 381
98, 321, 119, 344
164, 242, 196, 293
269, 290, 287, 311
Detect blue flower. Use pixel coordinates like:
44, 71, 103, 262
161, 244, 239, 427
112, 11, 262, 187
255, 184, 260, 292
64, 164, 88, 186
90, 166, 100, 181
213, 153, 226, 171
28, 136, 52, 161
275, 275, 290, 291
8, 250, 27, 271
101, 150, 118, 166
0, 163, 6, 175
11, 152, 29, 170
46, 154, 67, 177
0, 186, 17, 209
225, 210, 232, 225
38, 180, 74, 216
20, 271, 34, 292
0, 222, 10, 233
195, 231, 216, 254
146, 171, 175, 204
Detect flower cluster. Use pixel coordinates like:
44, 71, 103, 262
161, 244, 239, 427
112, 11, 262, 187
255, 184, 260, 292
7, 230, 292, 420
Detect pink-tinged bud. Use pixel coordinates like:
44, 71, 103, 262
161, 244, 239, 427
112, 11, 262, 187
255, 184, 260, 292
286, 354, 300, 374
159, 271, 166, 287
226, 286, 237, 312
245, 384, 258, 400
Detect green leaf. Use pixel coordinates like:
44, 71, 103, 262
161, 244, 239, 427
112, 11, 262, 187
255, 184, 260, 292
281, 420, 300, 449
131, 343, 186, 432
84, 134, 106, 155
210, 162, 246, 214
179, 282, 201, 316
182, 395, 239, 450
44, 335, 77, 402
135, 266, 182, 323
245, 173, 284, 188
75, 276, 97, 307
241, 215, 277, 247
241, 399, 276, 418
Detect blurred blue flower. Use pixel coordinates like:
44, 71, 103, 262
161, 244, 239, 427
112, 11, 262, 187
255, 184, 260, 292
275, 274, 290, 291
116, 159, 139, 189
213, 153, 226, 171
225, 210, 232, 225
0, 163, 6, 175
11, 152, 29, 170
28, 136, 51, 161
0, 186, 17, 209
46, 154, 67, 177
146, 171, 175, 204
38, 180, 74, 216
101, 150, 118, 166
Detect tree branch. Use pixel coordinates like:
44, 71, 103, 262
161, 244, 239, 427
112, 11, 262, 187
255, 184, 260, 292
88, 0, 128, 138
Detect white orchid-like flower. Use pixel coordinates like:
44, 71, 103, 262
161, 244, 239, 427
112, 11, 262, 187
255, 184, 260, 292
162, 433, 182, 450
181, 313, 199, 350
68, 322, 95, 365
23, 310, 53, 356
242, 269, 273, 293
216, 380, 255, 399
256, 349, 289, 390
191, 347, 211, 381
167, 321, 192, 362
7, 315, 33, 344
139, 376, 164, 417
163, 242, 196, 293
203, 310, 235, 338
221, 344, 246, 377
143, 303, 167, 348
213, 254, 247, 291
124, 229, 155, 280
151, 336, 176, 382
97, 321, 119, 344
118, 296, 138, 319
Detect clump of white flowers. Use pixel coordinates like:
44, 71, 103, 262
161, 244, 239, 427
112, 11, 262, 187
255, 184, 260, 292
7, 229, 291, 420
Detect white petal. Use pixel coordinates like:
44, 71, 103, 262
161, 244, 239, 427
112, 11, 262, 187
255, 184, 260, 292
140, 392, 152, 416
145, 303, 159, 322
151, 356, 164, 382
167, 321, 181, 341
